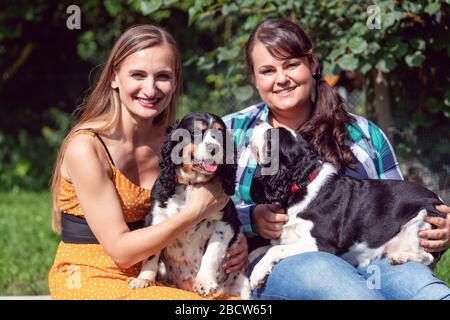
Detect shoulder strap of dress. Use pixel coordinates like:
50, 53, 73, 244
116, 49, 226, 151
74, 128, 116, 167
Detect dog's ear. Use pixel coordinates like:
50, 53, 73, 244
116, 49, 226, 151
156, 121, 180, 200
250, 163, 291, 204
218, 129, 237, 196
289, 134, 320, 181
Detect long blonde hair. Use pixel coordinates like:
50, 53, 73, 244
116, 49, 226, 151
51, 24, 182, 233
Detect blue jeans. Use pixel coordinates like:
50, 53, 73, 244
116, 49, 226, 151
247, 252, 450, 300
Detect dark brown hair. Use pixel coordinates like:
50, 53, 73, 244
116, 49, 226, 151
245, 18, 355, 171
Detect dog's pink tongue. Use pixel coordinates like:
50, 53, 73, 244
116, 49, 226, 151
201, 160, 218, 172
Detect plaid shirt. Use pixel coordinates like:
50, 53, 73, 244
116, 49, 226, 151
223, 103, 403, 236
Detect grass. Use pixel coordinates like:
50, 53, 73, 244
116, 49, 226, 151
436, 250, 450, 286
0, 191, 449, 296
0, 192, 59, 295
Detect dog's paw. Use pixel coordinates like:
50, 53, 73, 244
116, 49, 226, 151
249, 262, 273, 289
128, 277, 155, 289
387, 251, 434, 266
386, 253, 409, 265
249, 273, 269, 290
193, 276, 218, 296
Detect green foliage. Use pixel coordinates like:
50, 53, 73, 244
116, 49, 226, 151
0, 109, 72, 192
0, 0, 449, 192
0, 192, 59, 295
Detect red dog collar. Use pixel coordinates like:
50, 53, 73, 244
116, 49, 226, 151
290, 170, 320, 193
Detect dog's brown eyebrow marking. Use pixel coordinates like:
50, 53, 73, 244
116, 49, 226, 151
211, 122, 223, 130
194, 120, 208, 130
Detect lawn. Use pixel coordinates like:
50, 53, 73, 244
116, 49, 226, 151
0, 192, 59, 295
0, 192, 449, 296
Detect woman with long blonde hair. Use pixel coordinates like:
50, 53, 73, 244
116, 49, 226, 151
48, 24, 247, 300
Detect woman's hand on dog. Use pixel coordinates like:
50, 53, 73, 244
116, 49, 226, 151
253, 204, 288, 240
419, 204, 450, 252
224, 233, 248, 274
185, 177, 230, 221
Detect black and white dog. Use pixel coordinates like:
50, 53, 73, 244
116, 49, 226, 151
129, 112, 250, 299
248, 122, 445, 289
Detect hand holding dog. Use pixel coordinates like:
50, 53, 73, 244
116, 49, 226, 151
224, 233, 248, 274
253, 204, 288, 240
419, 204, 450, 252
184, 177, 230, 221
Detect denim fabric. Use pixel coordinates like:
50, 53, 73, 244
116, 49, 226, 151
247, 252, 450, 300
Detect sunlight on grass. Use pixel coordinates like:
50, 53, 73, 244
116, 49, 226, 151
0, 192, 59, 295
0, 192, 449, 296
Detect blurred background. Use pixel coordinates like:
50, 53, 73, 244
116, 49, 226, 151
0, 0, 449, 295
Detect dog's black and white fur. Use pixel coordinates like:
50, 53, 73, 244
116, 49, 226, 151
248, 122, 445, 289
129, 112, 250, 299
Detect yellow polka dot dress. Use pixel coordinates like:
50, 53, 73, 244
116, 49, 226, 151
48, 131, 238, 300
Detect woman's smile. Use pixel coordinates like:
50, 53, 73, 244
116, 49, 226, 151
136, 96, 161, 108
273, 86, 297, 96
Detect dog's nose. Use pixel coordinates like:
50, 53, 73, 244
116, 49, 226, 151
205, 143, 217, 156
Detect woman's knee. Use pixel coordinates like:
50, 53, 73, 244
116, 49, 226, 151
255, 252, 385, 300
266, 252, 349, 291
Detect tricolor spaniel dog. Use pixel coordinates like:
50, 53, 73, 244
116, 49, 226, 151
129, 112, 250, 299
248, 122, 445, 289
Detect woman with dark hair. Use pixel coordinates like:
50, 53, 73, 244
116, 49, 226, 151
223, 18, 450, 299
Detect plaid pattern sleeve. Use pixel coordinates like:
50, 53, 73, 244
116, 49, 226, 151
223, 103, 269, 236
223, 106, 403, 237
347, 114, 403, 181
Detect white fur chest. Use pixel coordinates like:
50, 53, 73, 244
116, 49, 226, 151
149, 185, 225, 289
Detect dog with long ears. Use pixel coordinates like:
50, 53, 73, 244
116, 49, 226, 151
129, 112, 250, 299
248, 122, 445, 289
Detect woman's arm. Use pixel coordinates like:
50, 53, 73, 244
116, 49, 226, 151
64, 134, 229, 268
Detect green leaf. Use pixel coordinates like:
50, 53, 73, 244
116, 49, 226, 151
405, 51, 426, 67
222, 3, 239, 16
348, 37, 368, 54
444, 90, 450, 107
217, 47, 239, 63
322, 61, 341, 76
328, 47, 345, 61
163, 0, 178, 5
389, 41, 408, 58
359, 62, 372, 74
368, 42, 381, 54
233, 85, 254, 102
240, 0, 256, 8
410, 38, 426, 50
424, 2, 441, 15
196, 57, 215, 71
104, 0, 123, 16
243, 15, 261, 31
338, 54, 359, 71
77, 31, 97, 61
425, 98, 442, 113
350, 22, 366, 36
383, 13, 396, 29
377, 54, 397, 73
140, 0, 162, 15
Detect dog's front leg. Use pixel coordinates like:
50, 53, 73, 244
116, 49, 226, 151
128, 252, 161, 289
249, 243, 317, 289
194, 222, 234, 296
